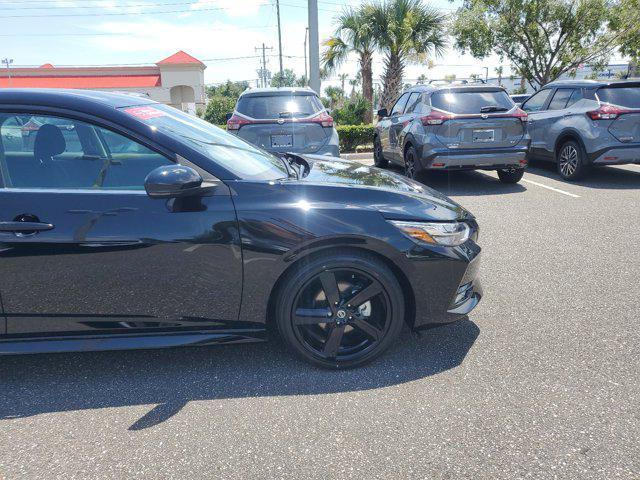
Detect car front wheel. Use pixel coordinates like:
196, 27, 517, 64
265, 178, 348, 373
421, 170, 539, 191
557, 140, 588, 181
275, 251, 405, 369
497, 167, 525, 183
373, 136, 388, 168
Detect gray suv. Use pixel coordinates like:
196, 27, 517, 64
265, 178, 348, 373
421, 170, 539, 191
227, 87, 340, 157
374, 84, 530, 183
521, 80, 640, 180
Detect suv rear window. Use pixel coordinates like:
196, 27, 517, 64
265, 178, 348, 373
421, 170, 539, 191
596, 86, 640, 108
431, 90, 513, 114
236, 93, 324, 119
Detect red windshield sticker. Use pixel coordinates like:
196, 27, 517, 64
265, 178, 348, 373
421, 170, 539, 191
123, 106, 166, 120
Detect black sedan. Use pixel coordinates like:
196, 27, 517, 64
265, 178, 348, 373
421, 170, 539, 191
0, 89, 481, 368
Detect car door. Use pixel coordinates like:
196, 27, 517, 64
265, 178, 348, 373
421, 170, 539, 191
521, 88, 554, 158
0, 111, 242, 337
383, 92, 411, 163
394, 92, 423, 160
533, 88, 578, 156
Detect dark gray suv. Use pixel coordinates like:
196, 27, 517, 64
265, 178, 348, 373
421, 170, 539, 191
374, 84, 530, 183
521, 80, 640, 180
227, 87, 340, 157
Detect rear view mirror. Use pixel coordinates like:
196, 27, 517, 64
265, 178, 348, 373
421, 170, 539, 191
377, 108, 388, 118
144, 165, 203, 199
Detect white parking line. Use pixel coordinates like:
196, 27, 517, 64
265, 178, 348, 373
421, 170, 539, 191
522, 178, 581, 198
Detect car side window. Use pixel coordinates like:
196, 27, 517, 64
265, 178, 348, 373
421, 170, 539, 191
548, 89, 575, 110
390, 93, 411, 116
404, 93, 422, 114
565, 88, 584, 108
0, 113, 172, 190
521, 89, 552, 112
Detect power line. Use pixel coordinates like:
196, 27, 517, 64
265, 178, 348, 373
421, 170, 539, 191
0, 3, 272, 17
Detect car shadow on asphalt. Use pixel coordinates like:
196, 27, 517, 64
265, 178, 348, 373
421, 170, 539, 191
0, 319, 479, 430
526, 160, 640, 190
384, 165, 528, 196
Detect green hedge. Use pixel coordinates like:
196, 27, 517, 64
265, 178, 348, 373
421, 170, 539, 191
336, 124, 375, 152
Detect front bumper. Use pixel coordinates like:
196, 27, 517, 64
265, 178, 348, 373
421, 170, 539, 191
401, 224, 482, 329
420, 146, 528, 171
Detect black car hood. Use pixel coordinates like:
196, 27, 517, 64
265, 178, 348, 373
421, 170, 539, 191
291, 155, 472, 221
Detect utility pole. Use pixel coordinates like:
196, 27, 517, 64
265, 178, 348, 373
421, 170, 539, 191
303, 27, 309, 84
2, 58, 13, 87
308, 0, 320, 94
255, 44, 273, 87
275, 0, 284, 79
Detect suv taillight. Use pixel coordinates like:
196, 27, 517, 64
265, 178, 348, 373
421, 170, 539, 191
420, 110, 453, 126
227, 114, 251, 131
587, 104, 628, 120
311, 111, 334, 128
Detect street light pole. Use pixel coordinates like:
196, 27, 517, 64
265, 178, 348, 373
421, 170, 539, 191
308, 0, 320, 94
276, 0, 284, 79
304, 27, 309, 85
2, 58, 13, 87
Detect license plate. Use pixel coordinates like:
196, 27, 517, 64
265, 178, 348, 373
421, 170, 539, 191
472, 129, 495, 143
271, 134, 293, 148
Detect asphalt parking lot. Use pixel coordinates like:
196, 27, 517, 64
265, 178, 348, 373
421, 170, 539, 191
1, 159, 639, 479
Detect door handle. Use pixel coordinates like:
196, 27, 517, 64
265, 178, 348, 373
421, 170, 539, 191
0, 221, 54, 233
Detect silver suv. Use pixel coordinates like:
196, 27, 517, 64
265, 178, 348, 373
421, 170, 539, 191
374, 84, 530, 183
521, 80, 640, 180
227, 87, 340, 157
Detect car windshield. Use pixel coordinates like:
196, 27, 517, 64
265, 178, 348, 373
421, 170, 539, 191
119, 104, 288, 181
431, 90, 514, 114
236, 93, 324, 119
596, 86, 640, 108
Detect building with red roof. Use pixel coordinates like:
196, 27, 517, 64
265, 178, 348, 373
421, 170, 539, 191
0, 51, 206, 114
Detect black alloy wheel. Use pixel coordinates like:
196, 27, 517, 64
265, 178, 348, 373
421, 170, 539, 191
497, 167, 525, 183
275, 252, 404, 369
373, 136, 388, 168
404, 145, 418, 180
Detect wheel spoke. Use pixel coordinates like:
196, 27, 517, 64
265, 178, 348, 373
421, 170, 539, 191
351, 318, 382, 341
319, 271, 340, 313
323, 325, 345, 358
293, 308, 332, 325
345, 282, 383, 309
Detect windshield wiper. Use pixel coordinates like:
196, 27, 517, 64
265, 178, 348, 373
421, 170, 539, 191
480, 105, 509, 113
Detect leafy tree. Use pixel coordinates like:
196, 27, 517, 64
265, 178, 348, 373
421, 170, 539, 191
367, 0, 446, 110
322, 7, 376, 123
202, 95, 236, 124
206, 80, 248, 100
332, 94, 371, 125
270, 69, 306, 87
416, 74, 428, 84
610, 0, 640, 76
323, 86, 346, 110
452, 0, 617, 88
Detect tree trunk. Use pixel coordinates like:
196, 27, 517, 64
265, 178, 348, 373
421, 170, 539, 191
360, 52, 373, 124
630, 58, 639, 78
381, 54, 404, 111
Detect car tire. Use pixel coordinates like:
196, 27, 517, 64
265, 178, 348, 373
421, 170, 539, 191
557, 140, 588, 181
274, 251, 405, 369
497, 167, 525, 183
403, 145, 419, 180
373, 136, 388, 168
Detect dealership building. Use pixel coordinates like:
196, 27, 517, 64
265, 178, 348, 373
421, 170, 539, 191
0, 50, 206, 114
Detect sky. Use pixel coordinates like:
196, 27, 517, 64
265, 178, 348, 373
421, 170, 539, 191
0, 0, 561, 89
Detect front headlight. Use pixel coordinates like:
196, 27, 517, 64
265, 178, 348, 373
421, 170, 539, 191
389, 220, 471, 247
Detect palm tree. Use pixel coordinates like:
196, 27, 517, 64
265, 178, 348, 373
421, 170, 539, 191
322, 8, 375, 123
367, 0, 446, 110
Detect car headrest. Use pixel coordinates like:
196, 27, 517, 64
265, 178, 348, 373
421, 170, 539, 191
34, 124, 66, 163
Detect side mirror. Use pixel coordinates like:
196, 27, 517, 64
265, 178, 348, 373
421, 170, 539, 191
225, 112, 233, 121
144, 165, 203, 199
377, 108, 389, 118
